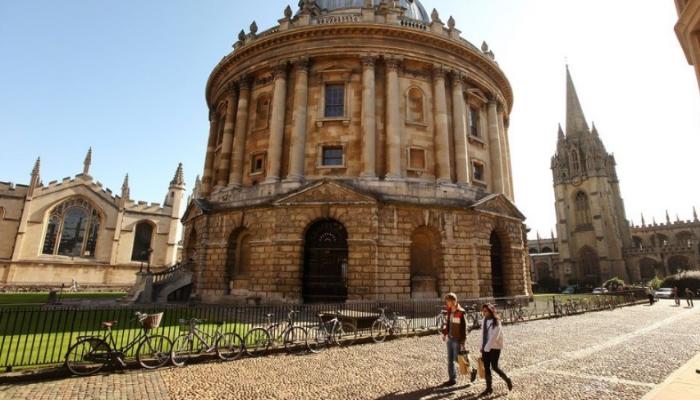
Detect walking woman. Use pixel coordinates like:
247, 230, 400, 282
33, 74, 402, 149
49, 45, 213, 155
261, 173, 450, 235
480, 303, 513, 397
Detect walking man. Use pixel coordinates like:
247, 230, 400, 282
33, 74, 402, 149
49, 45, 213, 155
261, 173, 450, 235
441, 293, 477, 387
685, 288, 695, 307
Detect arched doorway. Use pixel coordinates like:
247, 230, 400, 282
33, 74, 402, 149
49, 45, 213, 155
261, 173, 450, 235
410, 226, 441, 299
579, 246, 601, 286
226, 228, 252, 293
490, 232, 506, 297
303, 219, 348, 303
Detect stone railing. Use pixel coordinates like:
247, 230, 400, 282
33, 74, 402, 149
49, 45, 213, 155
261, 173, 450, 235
316, 14, 361, 25
399, 17, 428, 31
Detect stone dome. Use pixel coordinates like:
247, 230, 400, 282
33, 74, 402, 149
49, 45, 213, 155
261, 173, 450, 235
313, 0, 429, 22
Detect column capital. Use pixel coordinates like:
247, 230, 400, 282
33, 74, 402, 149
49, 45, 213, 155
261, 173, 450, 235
432, 64, 446, 80
225, 80, 238, 94
236, 74, 252, 91
293, 57, 310, 72
361, 54, 378, 68
384, 56, 402, 71
450, 70, 465, 86
271, 62, 289, 79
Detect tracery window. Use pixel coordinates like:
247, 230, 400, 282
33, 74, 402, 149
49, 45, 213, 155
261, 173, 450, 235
571, 150, 581, 172
42, 198, 101, 257
575, 191, 592, 227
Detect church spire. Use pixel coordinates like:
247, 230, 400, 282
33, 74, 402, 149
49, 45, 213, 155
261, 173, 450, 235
694, 206, 698, 222
170, 163, 185, 187
641, 213, 646, 227
121, 174, 130, 201
557, 123, 565, 140
666, 210, 671, 224
83, 147, 92, 175
565, 65, 590, 136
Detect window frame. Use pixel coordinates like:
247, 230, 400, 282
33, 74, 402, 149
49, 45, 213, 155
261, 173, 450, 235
406, 146, 427, 172
471, 159, 487, 185
318, 143, 347, 169
131, 220, 156, 263
41, 197, 101, 259
315, 68, 352, 126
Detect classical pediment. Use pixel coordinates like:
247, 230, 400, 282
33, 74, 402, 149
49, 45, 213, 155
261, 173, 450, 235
470, 194, 525, 220
274, 181, 377, 206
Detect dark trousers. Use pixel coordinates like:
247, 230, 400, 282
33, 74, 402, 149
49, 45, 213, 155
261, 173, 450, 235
648, 294, 654, 305
482, 349, 510, 389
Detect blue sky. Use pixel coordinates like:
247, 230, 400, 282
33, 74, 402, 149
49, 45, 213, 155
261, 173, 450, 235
1, 1, 698, 237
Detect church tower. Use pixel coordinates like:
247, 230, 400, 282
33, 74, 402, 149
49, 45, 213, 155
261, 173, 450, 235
550, 67, 632, 286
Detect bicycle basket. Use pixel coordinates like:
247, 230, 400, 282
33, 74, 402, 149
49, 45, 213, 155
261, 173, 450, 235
141, 312, 164, 330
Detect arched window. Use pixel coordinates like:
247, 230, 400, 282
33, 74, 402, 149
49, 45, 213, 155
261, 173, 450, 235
406, 87, 425, 123
541, 247, 553, 253
528, 248, 538, 254
131, 221, 154, 262
226, 228, 252, 285
579, 246, 601, 285
676, 232, 693, 247
575, 192, 592, 227
632, 236, 643, 249
42, 197, 101, 257
571, 150, 581, 172
255, 94, 271, 130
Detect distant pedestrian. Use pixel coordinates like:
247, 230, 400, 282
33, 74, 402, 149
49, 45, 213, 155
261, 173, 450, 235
673, 287, 680, 306
685, 288, 695, 307
479, 303, 513, 397
646, 286, 655, 305
440, 293, 478, 387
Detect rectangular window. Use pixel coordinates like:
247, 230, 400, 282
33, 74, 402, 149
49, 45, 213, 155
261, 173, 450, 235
469, 107, 480, 137
322, 146, 344, 166
251, 153, 265, 174
324, 84, 345, 118
408, 148, 426, 171
473, 162, 485, 182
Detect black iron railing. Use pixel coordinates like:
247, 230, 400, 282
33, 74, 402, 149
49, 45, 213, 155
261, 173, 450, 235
0, 290, 646, 370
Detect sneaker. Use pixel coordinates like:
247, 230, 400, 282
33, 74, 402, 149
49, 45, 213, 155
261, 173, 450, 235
440, 380, 456, 387
506, 377, 513, 391
470, 369, 478, 382
479, 388, 493, 397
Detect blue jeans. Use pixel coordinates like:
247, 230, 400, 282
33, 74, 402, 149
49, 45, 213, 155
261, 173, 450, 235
446, 338, 460, 381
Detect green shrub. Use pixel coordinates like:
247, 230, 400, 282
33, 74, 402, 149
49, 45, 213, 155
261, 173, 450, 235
603, 277, 625, 291
661, 271, 700, 293
647, 276, 663, 290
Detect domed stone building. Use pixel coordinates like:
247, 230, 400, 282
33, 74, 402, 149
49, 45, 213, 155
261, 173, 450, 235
183, 0, 531, 304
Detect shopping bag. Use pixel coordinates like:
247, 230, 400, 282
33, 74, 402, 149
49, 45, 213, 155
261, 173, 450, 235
477, 356, 486, 379
457, 353, 470, 375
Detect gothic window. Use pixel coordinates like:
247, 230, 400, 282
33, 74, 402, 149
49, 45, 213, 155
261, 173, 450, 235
406, 87, 425, 123
469, 106, 480, 137
321, 146, 344, 167
255, 94, 271, 130
131, 221, 154, 262
528, 248, 538, 254
324, 84, 345, 118
408, 147, 426, 171
541, 247, 553, 253
571, 150, 581, 172
575, 191, 592, 228
676, 232, 693, 247
42, 197, 101, 258
632, 236, 644, 249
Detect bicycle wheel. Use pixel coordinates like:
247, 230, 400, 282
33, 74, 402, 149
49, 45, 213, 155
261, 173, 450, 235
333, 321, 357, 346
65, 337, 110, 376
371, 320, 388, 343
306, 327, 327, 353
392, 318, 408, 337
267, 323, 285, 347
243, 327, 271, 357
283, 326, 308, 355
136, 334, 172, 369
216, 332, 244, 361
171, 334, 194, 367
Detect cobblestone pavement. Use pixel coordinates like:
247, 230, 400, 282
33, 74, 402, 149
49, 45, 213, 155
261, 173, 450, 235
1, 300, 698, 400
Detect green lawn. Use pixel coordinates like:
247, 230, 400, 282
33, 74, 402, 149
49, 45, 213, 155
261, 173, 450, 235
0, 292, 126, 305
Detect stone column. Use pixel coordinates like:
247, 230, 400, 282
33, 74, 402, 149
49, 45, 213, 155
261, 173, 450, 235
360, 55, 377, 179
497, 107, 513, 199
286, 58, 309, 182
487, 98, 505, 194
432, 66, 452, 184
216, 85, 238, 187
265, 63, 288, 183
200, 108, 219, 195
385, 57, 402, 180
450, 71, 470, 185
229, 77, 251, 187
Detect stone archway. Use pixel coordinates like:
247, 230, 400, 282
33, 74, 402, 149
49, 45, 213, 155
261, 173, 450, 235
639, 257, 658, 281
409, 226, 442, 299
668, 255, 690, 275
303, 219, 348, 303
490, 231, 506, 297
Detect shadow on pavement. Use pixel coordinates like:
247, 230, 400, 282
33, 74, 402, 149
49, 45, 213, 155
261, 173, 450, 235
374, 383, 475, 400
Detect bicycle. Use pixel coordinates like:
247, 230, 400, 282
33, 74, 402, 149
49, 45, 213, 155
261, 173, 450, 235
307, 311, 357, 353
171, 318, 244, 367
65, 312, 172, 376
243, 310, 309, 356
464, 304, 482, 329
435, 306, 447, 330
371, 308, 409, 343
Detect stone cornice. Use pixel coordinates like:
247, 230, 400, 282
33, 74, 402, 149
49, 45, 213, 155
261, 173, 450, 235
206, 23, 513, 111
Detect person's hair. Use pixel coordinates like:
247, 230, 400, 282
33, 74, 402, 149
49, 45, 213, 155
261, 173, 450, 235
482, 303, 501, 326
444, 292, 458, 302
